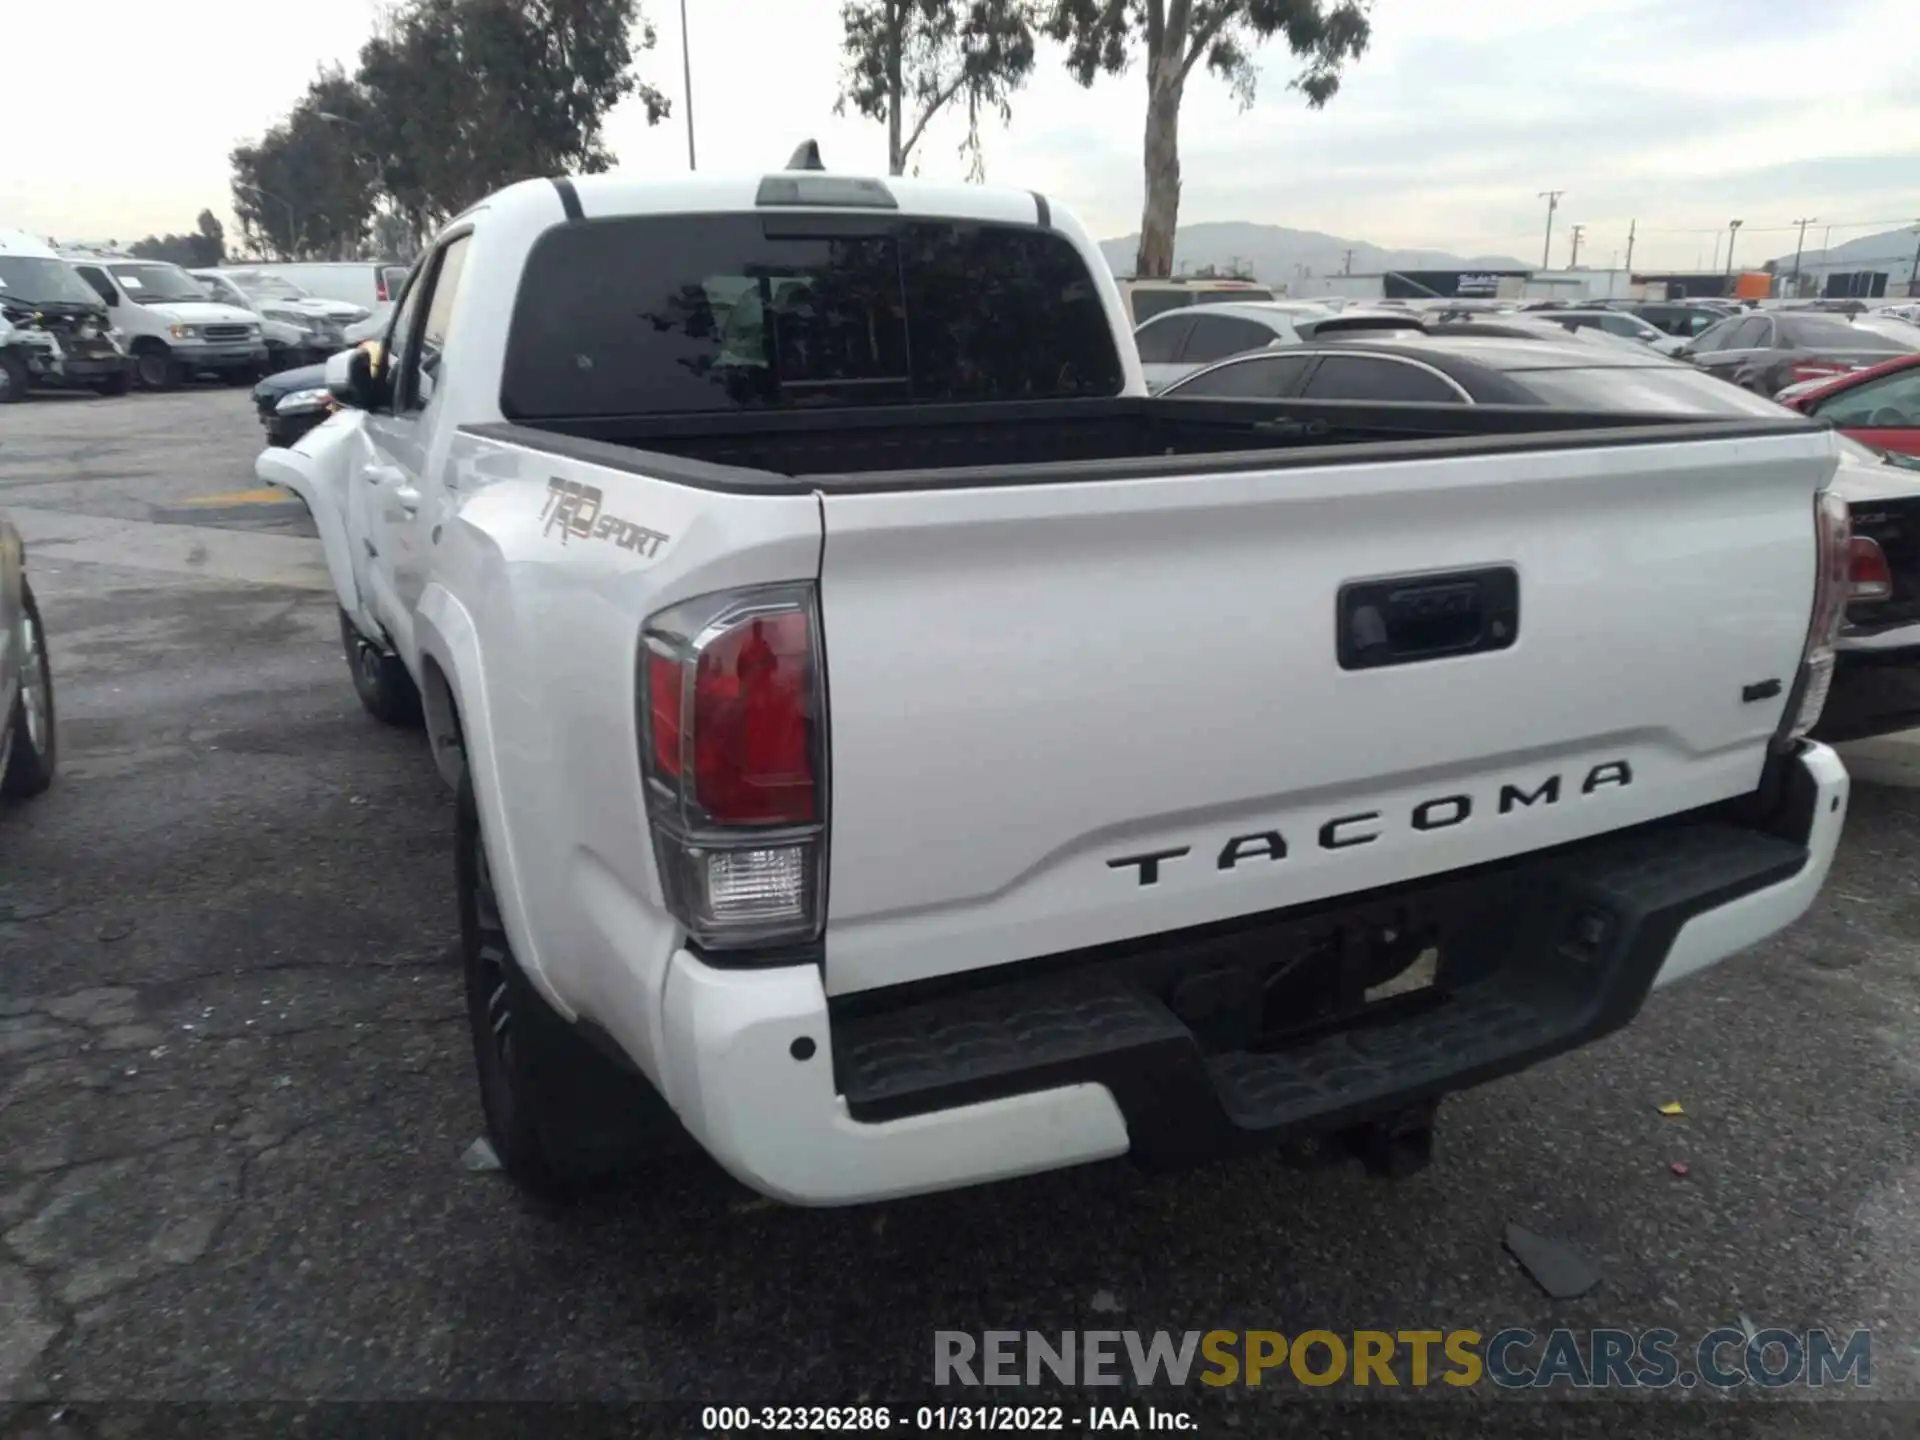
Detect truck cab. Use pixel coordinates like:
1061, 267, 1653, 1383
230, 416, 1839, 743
60, 250, 265, 390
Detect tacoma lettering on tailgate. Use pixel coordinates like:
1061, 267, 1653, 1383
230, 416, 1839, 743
1107, 761, 1633, 886
539, 477, 671, 557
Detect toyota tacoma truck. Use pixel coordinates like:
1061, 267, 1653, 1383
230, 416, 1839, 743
258, 148, 1854, 1205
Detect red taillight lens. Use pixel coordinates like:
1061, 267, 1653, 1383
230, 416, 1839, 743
692, 610, 816, 826
376, 275, 389, 302
638, 583, 826, 949
647, 650, 685, 778
1849, 535, 1893, 602
1782, 489, 1852, 744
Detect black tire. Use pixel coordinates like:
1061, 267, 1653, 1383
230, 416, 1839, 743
0, 350, 27, 404
339, 608, 423, 727
457, 763, 679, 1198
92, 369, 131, 397
132, 346, 179, 391
2, 582, 57, 800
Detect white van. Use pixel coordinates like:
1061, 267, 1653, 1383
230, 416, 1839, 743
61, 251, 265, 390
234, 262, 406, 317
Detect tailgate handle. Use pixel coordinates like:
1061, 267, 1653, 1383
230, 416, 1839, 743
1337, 566, 1520, 671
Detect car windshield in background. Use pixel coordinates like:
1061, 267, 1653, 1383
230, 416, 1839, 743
232, 274, 312, 301
1855, 316, 1920, 349
501, 214, 1124, 417
1780, 315, 1912, 352
0, 256, 105, 307
1512, 364, 1796, 416
107, 263, 218, 303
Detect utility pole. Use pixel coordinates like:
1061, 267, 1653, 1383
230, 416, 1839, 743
1725, 218, 1744, 285
1342, 248, 1354, 275
1623, 218, 1636, 280
1910, 221, 1920, 297
680, 0, 696, 169
1790, 217, 1817, 299
1537, 190, 1564, 270
1568, 224, 1586, 269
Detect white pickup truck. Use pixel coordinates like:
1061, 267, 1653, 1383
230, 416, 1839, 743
259, 149, 1854, 1206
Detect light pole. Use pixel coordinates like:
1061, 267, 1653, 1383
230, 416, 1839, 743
235, 181, 298, 259
1724, 218, 1743, 283
1537, 190, 1564, 270
680, 0, 697, 170
1790, 217, 1817, 299
1909, 221, 1920, 298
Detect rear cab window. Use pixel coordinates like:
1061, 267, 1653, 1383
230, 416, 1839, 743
501, 214, 1125, 418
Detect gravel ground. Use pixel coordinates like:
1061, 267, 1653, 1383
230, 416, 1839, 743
2, 388, 1917, 1437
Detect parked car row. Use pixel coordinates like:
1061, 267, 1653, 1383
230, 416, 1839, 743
1130, 304, 1920, 744
0, 232, 407, 402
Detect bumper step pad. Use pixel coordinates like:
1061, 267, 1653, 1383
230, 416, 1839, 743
832, 821, 1806, 1169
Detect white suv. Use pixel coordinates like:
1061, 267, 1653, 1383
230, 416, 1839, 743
61, 251, 266, 390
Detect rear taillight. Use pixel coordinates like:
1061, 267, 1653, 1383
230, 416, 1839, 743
1849, 535, 1893, 602
376, 274, 389, 302
639, 583, 826, 949
1781, 489, 1852, 744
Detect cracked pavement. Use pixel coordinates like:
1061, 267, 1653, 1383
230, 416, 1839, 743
2, 389, 1919, 1434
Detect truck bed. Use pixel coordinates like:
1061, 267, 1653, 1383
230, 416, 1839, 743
466, 396, 1828, 495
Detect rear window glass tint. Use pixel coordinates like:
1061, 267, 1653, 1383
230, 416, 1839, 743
1510, 365, 1792, 415
1779, 316, 1910, 353
502, 214, 1123, 417
1130, 289, 1192, 322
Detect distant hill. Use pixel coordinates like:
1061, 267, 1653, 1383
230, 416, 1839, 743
1763, 225, 1920, 283
1098, 221, 1532, 284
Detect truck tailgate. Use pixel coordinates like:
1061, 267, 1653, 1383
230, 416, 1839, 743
817, 430, 1837, 995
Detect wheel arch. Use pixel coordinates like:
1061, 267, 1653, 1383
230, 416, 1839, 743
418, 651, 464, 790
416, 581, 571, 1021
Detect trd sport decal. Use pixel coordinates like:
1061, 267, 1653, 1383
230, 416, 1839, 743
539, 477, 671, 557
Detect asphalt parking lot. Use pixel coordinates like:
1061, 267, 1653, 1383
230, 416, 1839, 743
3, 388, 1920, 1433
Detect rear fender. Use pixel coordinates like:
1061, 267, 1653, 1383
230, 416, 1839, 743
411, 580, 568, 1025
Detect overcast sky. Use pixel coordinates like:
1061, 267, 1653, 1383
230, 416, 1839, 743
6, 0, 1917, 271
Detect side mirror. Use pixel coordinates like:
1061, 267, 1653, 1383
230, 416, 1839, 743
325, 345, 387, 409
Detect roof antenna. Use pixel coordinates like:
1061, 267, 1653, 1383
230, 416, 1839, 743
786, 140, 825, 172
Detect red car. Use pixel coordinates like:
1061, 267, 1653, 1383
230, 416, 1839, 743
1780, 351, 1920, 458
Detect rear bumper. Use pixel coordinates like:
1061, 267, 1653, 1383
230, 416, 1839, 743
655, 744, 1847, 1206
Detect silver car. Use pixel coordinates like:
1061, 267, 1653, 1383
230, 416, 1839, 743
1, 519, 56, 800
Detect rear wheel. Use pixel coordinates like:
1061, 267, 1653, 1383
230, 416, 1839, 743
2, 583, 57, 799
339, 608, 422, 727
457, 762, 679, 1198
